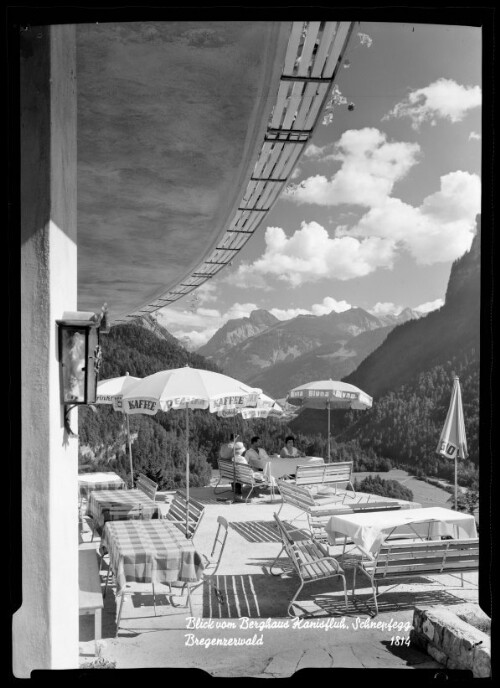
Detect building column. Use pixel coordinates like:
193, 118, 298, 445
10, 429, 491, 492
14, 24, 78, 675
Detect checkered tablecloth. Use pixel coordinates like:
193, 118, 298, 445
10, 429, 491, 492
100, 520, 204, 593
88, 489, 160, 529
78, 472, 126, 499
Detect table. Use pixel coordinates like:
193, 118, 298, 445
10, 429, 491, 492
78, 472, 125, 501
88, 489, 160, 530
325, 506, 478, 558
100, 520, 204, 595
247, 455, 324, 481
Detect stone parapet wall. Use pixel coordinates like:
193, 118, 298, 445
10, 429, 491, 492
410, 604, 490, 678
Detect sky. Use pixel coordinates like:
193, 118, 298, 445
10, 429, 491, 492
157, 22, 482, 350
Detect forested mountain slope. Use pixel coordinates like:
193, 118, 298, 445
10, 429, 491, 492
345, 216, 480, 398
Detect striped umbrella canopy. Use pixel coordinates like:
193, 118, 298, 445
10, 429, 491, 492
287, 379, 373, 460
436, 376, 468, 510
217, 393, 283, 419
96, 373, 142, 483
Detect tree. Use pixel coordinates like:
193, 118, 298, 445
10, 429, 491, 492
354, 475, 413, 502
447, 489, 479, 515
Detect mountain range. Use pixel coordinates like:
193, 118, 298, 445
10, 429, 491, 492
80, 215, 481, 499
197, 304, 422, 397
291, 215, 481, 453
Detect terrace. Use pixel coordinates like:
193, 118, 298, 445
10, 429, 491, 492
15, 14, 487, 679
78, 480, 481, 676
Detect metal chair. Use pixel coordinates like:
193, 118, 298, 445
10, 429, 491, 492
271, 512, 348, 617
92, 502, 144, 542
165, 491, 205, 541
166, 515, 229, 615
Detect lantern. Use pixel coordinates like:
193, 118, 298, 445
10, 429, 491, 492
57, 311, 103, 434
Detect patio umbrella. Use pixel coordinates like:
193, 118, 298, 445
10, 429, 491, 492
121, 365, 261, 535
217, 393, 283, 420
96, 373, 142, 484
217, 393, 283, 502
287, 379, 373, 461
436, 376, 468, 510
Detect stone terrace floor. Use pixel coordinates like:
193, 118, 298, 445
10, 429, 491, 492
79, 483, 479, 677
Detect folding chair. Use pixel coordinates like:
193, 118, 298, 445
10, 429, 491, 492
166, 515, 229, 615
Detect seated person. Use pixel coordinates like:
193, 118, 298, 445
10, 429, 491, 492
244, 436, 270, 470
231, 441, 266, 497
280, 435, 305, 458
219, 433, 237, 460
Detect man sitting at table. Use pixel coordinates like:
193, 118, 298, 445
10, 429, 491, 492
280, 435, 305, 458
245, 436, 270, 470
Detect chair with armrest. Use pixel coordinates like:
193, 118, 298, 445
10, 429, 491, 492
271, 512, 348, 617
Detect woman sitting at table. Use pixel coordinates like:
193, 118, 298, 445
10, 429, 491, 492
231, 441, 266, 497
219, 433, 238, 460
280, 435, 304, 458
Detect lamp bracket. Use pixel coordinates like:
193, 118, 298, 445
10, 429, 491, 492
64, 404, 79, 437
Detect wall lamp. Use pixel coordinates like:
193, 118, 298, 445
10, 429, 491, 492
56, 306, 107, 436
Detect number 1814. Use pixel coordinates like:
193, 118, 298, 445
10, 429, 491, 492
390, 636, 410, 646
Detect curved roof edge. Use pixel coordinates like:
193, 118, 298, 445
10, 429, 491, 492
116, 20, 355, 326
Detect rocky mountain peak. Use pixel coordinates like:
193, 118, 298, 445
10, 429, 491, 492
197, 309, 278, 358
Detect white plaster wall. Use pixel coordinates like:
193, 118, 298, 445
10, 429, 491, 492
14, 24, 78, 676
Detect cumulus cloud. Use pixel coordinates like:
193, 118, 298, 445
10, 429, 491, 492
284, 128, 420, 207
383, 78, 481, 130
369, 299, 444, 318
158, 307, 219, 331
270, 297, 352, 321
224, 264, 273, 290
414, 298, 444, 314
224, 302, 261, 320
226, 221, 397, 288
310, 296, 352, 315
469, 131, 481, 141
195, 281, 218, 304
269, 307, 311, 320
304, 143, 329, 159
226, 167, 480, 288
177, 329, 218, 350
369, 302, 403, 317
349, 171, 480, 264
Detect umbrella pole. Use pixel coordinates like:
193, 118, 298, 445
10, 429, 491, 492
185, 404, 190, 538
126, 413, 134, 485
232, 424, 240, 504
455, 455, 458, 511
327, 400, 331, 462
232, 432, 238, 504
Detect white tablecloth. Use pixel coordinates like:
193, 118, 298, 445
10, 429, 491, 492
247, 455, 324, 481
325, 506, 478, 556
